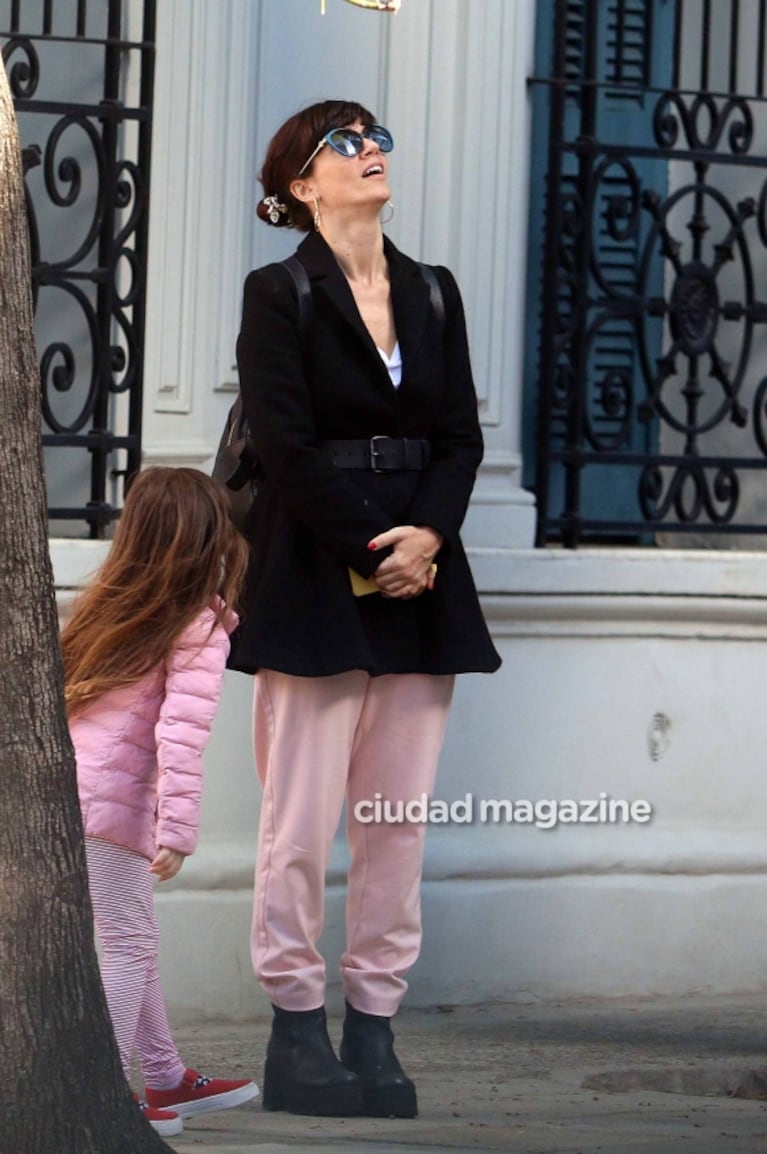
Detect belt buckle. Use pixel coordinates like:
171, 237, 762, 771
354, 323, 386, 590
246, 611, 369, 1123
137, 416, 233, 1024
369, 435, 392, 473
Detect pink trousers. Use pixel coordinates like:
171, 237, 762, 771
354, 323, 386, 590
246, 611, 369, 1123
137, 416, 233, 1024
85, 837, 186, 1090
251, 669, 454, 1018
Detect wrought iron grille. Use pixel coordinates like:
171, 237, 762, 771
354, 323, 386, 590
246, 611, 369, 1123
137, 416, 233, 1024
1, 0, 156, 536
529, 0, 767, 547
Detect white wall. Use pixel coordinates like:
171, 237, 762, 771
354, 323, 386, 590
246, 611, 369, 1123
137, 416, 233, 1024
153, 547, 767, 1015
53, 540, 767, 1017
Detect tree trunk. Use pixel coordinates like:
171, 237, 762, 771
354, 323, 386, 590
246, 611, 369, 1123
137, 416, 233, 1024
0, 61, 171, 1154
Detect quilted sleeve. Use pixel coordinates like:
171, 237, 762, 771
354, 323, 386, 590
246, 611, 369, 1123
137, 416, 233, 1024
154, 609, 231, 856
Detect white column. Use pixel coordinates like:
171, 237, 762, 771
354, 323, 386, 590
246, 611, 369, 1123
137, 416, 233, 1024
141, 0, 257, 467
384, 0, 538, 548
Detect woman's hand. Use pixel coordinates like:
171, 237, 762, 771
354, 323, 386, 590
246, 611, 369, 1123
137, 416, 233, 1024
150, 847, 186, 882
368, 525, 443, 599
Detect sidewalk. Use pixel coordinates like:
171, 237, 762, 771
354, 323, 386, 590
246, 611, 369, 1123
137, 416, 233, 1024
166, 994, 767, 1153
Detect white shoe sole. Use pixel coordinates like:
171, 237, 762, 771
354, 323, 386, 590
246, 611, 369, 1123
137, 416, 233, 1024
148, 1115, 184, 1137
167, 1082, 260, 1119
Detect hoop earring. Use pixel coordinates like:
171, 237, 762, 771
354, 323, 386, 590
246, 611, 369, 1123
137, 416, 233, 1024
313, 197, 322, 232
380, 200, 395, 225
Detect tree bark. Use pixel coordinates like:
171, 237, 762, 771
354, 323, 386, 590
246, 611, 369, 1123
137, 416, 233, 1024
0, 61, 171, 1154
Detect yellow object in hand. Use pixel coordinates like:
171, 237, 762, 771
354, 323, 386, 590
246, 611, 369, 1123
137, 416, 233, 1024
348, 568, 380, 596
348, 564, 437, 597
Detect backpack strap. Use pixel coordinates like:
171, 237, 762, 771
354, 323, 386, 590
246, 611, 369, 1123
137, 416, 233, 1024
416, 261, 446, 332
280, 253, 444, 340
281, 255, 312, 346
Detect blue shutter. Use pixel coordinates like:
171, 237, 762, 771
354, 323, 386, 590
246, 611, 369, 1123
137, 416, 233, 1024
524, 0, 677, 540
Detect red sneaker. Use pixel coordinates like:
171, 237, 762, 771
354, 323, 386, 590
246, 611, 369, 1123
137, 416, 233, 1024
145, 1068, 259, 1119
133, 1093, 183, 1137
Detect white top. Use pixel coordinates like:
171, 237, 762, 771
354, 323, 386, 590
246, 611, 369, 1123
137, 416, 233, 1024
377, 341, 402, 388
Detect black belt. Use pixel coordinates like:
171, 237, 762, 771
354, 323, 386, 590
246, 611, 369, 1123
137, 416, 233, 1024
321, 437, 431, 472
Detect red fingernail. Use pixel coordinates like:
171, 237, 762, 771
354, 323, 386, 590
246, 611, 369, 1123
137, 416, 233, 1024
367, 542, 377, 551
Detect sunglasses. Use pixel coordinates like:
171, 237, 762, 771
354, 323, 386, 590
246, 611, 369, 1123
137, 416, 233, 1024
298, 125, 393, 177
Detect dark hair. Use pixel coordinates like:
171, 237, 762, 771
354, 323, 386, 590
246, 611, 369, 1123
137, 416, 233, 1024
62, 467, 248, 716
257, 99, 377, 232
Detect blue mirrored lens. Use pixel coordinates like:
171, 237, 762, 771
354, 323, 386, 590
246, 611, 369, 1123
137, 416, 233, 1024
326, 129, 363, 157
325, 126, 393, 158
367, 126, 393, 152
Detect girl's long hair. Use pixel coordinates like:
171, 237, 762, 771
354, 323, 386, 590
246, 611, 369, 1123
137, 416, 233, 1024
61, 467, 249, 717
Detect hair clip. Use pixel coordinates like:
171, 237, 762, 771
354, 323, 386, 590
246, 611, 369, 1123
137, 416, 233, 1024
263, 194, 290, 226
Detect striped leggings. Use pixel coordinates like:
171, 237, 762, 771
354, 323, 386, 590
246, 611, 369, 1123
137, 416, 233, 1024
85, 837, 186, 1089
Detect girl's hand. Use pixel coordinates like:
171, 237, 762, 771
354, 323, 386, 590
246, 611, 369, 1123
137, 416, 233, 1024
368, 525, 443, 599
150, 847, 186, 882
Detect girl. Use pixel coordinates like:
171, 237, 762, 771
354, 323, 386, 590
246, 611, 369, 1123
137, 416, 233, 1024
61, 467, 257, 1137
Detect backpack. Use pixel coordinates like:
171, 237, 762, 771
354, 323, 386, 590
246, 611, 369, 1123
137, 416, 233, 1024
213, 256, 445, 532
213, 256, 311, 532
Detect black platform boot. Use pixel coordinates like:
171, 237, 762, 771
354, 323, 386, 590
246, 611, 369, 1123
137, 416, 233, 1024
262, 1005, 364, 1116
340, 1000, 418, 1118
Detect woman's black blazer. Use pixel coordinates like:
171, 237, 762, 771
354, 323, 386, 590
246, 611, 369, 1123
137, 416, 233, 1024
227, 230, 500, 677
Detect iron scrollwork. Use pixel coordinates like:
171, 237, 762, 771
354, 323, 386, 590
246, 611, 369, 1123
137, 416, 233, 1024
2, 2, 156, 536
653, 92, 754, 155
532, 0, 767, 546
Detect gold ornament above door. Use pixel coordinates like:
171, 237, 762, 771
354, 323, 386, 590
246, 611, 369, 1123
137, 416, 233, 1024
321, 0, 401, 12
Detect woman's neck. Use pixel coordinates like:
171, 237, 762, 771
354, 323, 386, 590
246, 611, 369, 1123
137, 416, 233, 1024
321, 217, 387, 285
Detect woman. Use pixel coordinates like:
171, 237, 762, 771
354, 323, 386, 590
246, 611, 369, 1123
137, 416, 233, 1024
229, 99, 500, 1119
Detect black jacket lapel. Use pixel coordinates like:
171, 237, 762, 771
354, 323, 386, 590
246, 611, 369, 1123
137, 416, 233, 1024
385, 239, 432, 380
297, 232, 374, 356
296, 232, 433, 388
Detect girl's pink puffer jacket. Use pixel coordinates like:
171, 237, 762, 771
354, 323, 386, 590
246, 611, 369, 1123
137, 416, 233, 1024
70, 602, 237, 861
